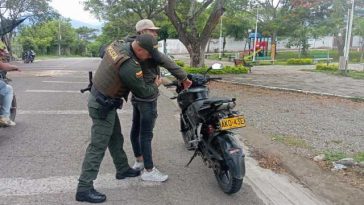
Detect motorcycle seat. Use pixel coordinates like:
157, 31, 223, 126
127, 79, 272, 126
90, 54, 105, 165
201, 97, 235, 108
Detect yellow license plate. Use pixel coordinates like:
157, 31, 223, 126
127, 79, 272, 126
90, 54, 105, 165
219, 116, 246, 130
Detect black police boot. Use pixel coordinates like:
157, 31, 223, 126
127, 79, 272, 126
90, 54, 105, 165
75, 188, 106, 203
116, 167, 141, 179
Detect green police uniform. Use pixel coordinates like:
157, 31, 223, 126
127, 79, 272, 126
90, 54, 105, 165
126, 35, 187, 87
77, 40, 159, 192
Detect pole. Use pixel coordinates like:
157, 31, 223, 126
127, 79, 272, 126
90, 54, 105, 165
219, 16, 223, 60
252, 8, 258, 62
345, 0, 355, 71
58, 20, 61, 56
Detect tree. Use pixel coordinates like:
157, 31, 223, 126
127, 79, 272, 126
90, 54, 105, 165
17, 19, 77, 55
83, 0, 166, 40
76, 26, 98, 56
0, 0, 58, 56
353, 12, 364, 61
165, 0, 225, 67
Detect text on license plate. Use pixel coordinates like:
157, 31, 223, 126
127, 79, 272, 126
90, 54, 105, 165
219, 116, 246, 130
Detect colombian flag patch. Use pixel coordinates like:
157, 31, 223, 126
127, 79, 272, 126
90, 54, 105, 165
136, 71, 143, 78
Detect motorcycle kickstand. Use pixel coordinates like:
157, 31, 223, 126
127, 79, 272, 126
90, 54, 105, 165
185, 149, 198, 167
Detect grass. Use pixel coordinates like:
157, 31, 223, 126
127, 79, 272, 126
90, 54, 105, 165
354, 152, 364, 162
322, 151, 364, 163
323, 150, 347, 162
207, 49, 364, 64
344, 70, 364, 79
309, 69, 364, 80
271, 135, 311, 149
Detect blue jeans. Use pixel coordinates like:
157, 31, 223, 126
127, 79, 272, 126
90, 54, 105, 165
0, 80, 13, 118
130, 100, 158, 170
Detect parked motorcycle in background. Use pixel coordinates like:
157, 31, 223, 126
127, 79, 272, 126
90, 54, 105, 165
23, 50, 35, 63
165, 63, 246, 194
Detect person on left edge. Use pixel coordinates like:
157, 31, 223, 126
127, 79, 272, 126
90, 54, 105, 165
0, 61, 20, 126
76, 34, 163, 203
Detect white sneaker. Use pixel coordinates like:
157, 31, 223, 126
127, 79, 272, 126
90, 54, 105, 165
141, 167, 168, 182
0, 117, 16, 126
132, 160, 144, 171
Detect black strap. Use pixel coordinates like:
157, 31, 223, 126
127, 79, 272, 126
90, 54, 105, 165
91, 86, 123, 109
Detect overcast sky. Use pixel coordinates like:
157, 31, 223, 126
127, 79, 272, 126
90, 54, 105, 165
50, 0, 101, 25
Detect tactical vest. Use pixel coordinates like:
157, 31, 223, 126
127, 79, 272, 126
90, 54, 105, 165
93, 40, 131, 99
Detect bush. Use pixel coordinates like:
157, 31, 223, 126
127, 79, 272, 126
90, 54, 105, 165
221, 65, 249, 74
287, 58, 313, 65
316, 63, 339, 71
183, 66, 208, 74
183, 65, 249, 74
175, 60, 185, 67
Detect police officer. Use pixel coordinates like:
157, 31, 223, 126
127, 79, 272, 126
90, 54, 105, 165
76, 34, 163, 203
125, 19, 192, 182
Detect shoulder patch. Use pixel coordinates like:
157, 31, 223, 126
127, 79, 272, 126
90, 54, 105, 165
136, 71, 143, 78
106, 45, 119, 61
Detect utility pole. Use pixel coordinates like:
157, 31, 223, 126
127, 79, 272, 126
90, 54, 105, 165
58, 20, 61, 56
219, 16, 223, 60
252, 7, 258, 62
341, 0, 355, 72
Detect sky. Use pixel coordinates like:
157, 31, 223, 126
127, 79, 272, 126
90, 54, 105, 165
50, 0, 101, 25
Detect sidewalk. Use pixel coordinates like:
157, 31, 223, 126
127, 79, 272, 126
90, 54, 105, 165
220, 64, 364, 99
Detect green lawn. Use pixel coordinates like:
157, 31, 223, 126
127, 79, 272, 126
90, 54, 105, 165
208, 49, 364, 64
310, 69, 364, 80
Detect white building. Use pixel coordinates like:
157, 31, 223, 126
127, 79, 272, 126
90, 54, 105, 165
158, 36, 363, 55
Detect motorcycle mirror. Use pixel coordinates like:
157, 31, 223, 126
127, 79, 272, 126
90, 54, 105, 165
211, 63, 223, 70
204, 63, 224, 76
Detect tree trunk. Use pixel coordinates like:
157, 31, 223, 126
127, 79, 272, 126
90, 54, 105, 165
271, 31, 277, 60
184, 40, 206, 67
165, 0, 224, 67
334, 33, 345, 56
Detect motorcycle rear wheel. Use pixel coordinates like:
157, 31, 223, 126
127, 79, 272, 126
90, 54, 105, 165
214, 162, 243, 194
10, 95, 16, 121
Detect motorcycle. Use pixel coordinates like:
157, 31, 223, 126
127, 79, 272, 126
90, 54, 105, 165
0, 71, 17, 125
23, 50, 35, 63
165, 63, 246, 194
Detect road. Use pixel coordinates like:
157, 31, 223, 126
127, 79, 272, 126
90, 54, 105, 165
0, 58, 325, 205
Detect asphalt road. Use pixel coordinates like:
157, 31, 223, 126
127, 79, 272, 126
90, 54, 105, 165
0, 58, 265, 205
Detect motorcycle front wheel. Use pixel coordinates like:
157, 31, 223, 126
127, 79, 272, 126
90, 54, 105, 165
214, 161, 243, 194
10, 95, 16, 121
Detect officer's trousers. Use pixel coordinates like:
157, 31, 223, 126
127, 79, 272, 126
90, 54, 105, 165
77, 95, 129, 192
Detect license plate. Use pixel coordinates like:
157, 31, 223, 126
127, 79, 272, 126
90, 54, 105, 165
219, 116, 246, 130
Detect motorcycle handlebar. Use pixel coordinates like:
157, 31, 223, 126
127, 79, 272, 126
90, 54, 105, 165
208, 77, 222, 81
164, 81, 179, 88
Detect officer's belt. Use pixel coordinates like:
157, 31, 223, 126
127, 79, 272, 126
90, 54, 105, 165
90, 86, 123, 109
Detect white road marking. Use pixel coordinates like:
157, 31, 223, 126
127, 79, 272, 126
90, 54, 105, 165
18, 110, 89, 115
42, 81, 88, 84
0, 174, 160, 197
18, 110, 131, 115
26, 90, 80, 93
